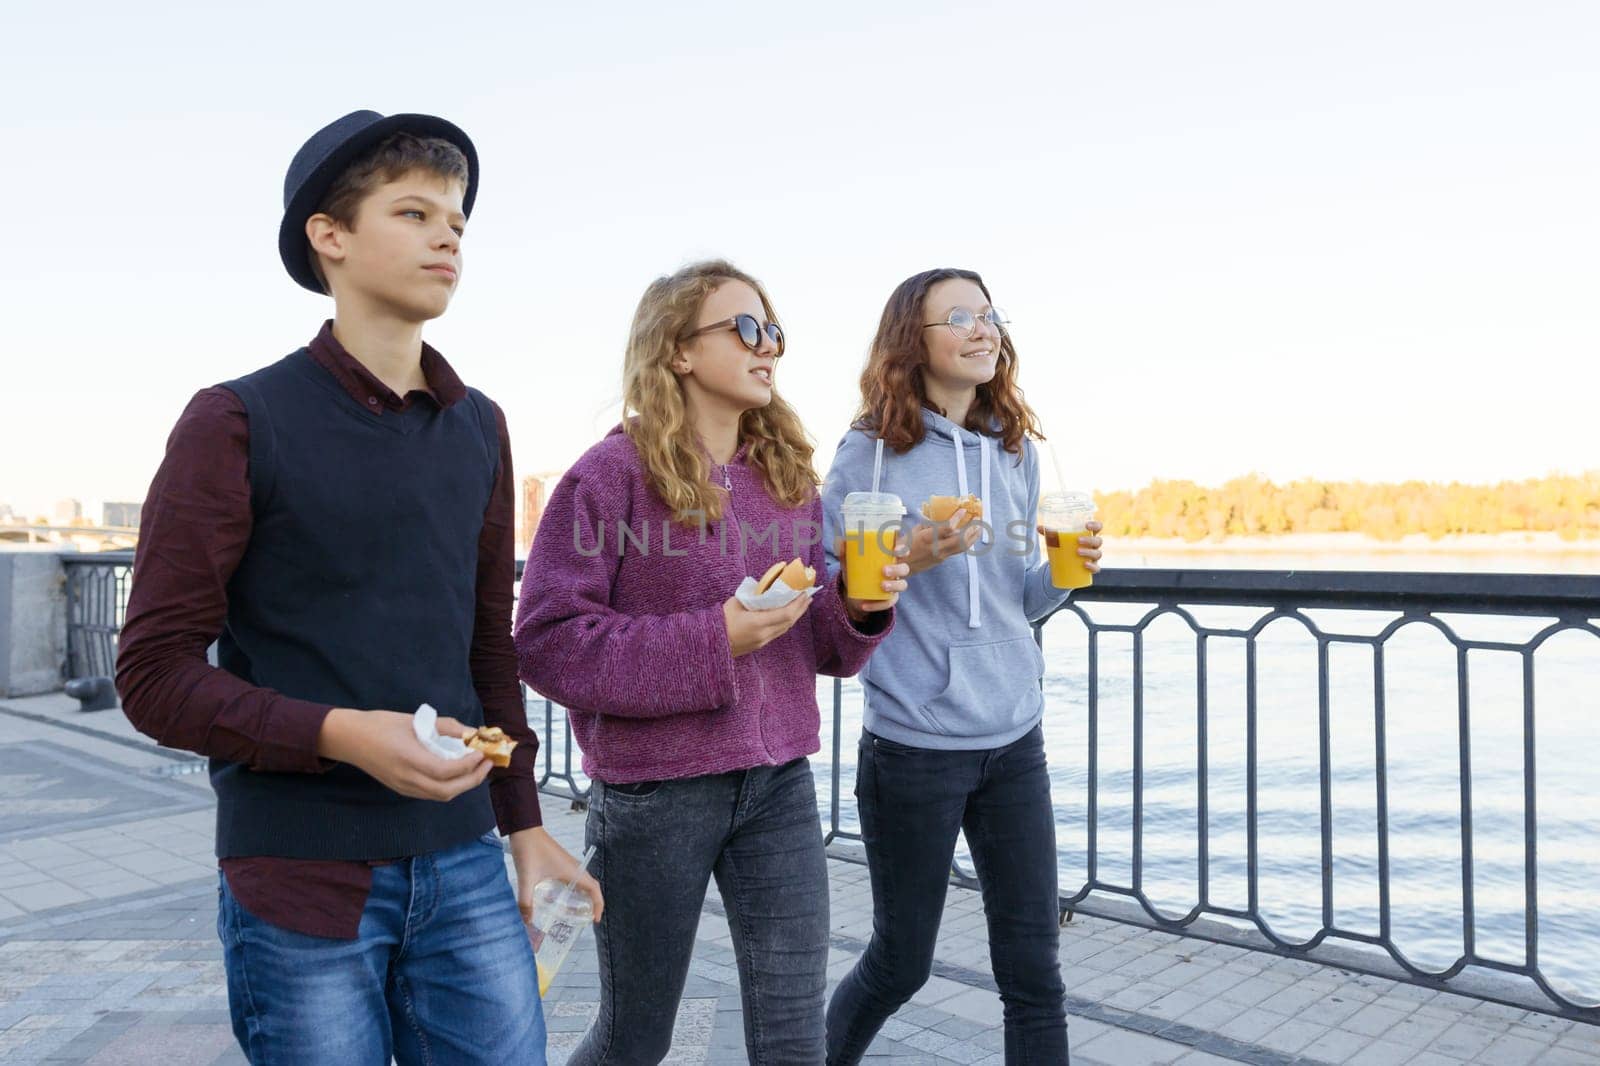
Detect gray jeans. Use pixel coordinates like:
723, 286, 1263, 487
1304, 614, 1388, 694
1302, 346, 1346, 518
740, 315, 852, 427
569, 757, 830, 1065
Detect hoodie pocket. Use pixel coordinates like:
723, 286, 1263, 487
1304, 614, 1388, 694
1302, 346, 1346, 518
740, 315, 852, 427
917, 636, 1045, 737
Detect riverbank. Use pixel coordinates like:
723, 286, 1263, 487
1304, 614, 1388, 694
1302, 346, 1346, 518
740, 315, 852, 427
1102, 532, 1600, 574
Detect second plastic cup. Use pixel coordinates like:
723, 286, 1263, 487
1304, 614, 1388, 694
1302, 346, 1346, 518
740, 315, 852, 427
1039, 491, 1098, 589
840, 491, 906, 601
527, 877, 594, 997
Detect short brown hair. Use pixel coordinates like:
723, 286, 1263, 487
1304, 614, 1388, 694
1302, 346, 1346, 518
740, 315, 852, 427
307, 132, 470, 292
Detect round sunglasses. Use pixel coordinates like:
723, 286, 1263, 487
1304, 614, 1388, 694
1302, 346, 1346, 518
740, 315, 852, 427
680, 313, 785, 356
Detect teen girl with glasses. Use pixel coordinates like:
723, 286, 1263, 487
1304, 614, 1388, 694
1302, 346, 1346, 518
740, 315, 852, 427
822, 268, 1103, 1064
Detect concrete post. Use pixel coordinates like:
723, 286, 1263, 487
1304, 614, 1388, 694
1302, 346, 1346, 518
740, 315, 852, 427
0, 551, 67, 697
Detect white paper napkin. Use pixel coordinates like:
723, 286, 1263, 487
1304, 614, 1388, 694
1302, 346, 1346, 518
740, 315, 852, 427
412, 703, 471, 760
734, 576, 820, 612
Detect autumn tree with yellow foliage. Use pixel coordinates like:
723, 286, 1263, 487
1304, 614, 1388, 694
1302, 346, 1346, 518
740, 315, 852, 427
1095, 473, 1600, 542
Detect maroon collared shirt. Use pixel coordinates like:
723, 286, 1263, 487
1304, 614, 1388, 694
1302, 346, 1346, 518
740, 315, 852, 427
117, 322, 540, 938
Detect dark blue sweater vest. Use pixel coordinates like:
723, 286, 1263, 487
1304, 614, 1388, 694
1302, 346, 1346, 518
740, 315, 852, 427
213, 348, 499, 859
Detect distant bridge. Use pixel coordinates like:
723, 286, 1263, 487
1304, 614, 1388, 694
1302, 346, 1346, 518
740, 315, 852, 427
0, 524, 138, 547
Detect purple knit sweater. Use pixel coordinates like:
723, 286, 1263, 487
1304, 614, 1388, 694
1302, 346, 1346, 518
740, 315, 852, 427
514, 426, 892, 784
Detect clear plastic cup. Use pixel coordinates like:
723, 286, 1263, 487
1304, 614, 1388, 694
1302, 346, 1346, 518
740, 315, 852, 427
1038, 491, 1098, 589
527, 878, 594, 997
840, 491, 906, 601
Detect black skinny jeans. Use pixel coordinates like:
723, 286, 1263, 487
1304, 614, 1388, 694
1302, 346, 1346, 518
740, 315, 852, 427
826, 725, 1069, 1065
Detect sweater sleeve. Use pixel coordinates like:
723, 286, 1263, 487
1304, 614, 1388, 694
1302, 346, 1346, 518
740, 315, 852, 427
115, 388, 333, 772
806, 492, 892, 677
1022, 440, 1074, 623
513, 461, 738, 718
474, 401, 543, 833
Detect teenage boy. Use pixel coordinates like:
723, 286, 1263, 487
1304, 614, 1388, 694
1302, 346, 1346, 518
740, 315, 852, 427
116, 110, 601, 1065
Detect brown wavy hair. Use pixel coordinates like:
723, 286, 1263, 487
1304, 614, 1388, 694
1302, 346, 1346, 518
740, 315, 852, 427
855, 267, 1043, 457
623, 260, 819, 524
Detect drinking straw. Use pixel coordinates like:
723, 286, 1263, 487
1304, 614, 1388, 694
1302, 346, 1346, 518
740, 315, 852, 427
562, 844, 596, 904
871, 438, 885, 494
1048, 440, 1069, 494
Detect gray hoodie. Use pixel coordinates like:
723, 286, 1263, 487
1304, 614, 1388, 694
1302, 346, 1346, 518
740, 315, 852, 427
822, 410, 1072, 750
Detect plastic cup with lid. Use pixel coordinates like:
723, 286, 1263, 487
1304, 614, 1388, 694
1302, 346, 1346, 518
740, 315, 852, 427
840, 491, 905, 601
1038, 491, 1097, 589
528, 877, 595, 997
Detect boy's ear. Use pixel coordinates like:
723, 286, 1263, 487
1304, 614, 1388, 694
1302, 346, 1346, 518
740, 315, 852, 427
305, 213, 347, 269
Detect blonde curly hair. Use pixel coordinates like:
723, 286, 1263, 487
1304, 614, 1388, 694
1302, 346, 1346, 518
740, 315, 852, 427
622, 260, 819, 525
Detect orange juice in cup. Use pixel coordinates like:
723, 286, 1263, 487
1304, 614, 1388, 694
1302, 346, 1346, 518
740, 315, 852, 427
1039, 491, 1097, 589
840, 491, 905, 601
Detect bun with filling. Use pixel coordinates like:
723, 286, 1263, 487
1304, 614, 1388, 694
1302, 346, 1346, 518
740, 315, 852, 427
920, 494, 983, 527
755, 557, 816, 594
461, 726, 517, 767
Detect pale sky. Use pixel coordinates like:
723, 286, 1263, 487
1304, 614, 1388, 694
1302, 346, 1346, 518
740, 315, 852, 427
2, 1, 1596, 518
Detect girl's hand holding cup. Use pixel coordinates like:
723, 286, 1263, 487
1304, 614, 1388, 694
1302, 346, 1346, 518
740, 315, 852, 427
1041, 519, 1104, 573
835, 537, 909, 622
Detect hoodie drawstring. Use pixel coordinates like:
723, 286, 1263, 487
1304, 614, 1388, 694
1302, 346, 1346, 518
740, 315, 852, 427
951, 432, 990, 629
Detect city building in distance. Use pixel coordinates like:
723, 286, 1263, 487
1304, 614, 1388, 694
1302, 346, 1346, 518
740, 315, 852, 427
101, 502, 142, 530
516, 472, 564, 556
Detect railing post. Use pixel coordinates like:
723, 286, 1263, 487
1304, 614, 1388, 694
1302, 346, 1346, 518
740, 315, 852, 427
1196, 631, 1210, 909
1317, 637, 1334, 932
1458, 645, 1477, 960
828, 677, 843, 844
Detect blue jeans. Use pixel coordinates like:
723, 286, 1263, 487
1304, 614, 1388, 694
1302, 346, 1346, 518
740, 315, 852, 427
572, 757, 830, 1065
826, 726, 1068, 1065
217, 833, 546, 1065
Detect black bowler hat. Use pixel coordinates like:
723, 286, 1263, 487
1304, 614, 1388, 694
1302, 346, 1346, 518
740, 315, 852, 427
278, 110, 479, 293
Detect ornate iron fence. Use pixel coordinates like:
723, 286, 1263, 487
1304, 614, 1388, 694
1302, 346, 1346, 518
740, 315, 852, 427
902, 569, 1595, 1022
84, 553, 1600, 1019
61, 551, 134, 683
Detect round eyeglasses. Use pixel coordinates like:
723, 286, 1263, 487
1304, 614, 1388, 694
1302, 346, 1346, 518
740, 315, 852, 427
921, 306, 1009, 340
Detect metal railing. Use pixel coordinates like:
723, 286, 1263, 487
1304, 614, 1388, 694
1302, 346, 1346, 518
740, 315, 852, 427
70, 552, 1600, 1019
61, 551, 134, 682
519, 565, 1600, 1018
1049, 570, 1600, 1021
524, 689, 592, 800
826, 568, 1595, 1023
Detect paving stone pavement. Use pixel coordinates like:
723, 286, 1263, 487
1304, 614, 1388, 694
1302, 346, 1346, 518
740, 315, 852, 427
3, 694, 1598, 1065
